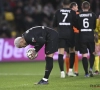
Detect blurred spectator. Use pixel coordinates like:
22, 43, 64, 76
0, 21, 11, 38
24, 15, 35, 30
3, 0, 14, 21
0, 0, 100, 38
9, 0, 16, 9
14, 8, 24, 33
91, 0, 100, 15
24, 1, 36, 16
43, 3, 54, 17
13, 1, 23, 13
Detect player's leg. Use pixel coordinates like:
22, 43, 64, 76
67, 38, 76, 77
88, 42, 95, 77
74, 33, 79, 76
35, 31, 58, 85
43, 54, 54, 82
65, 47, 70, 74
74, 51, 79, 76
40, 40, 58, 84
68, 47, 76, 76
94, 55, 99, 74
35, 53, 54, 85
80, 42, 89, 77
58, 48, 65, 78
82, 53, 89, 77
94, 44, 100, 74
58, 39, 66, 78
58, 48, 65, 71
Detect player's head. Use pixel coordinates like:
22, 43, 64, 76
70, 2, 78, 12
62, 0, 70, 7
14, 37, 27, 48
82, 1, 90, 11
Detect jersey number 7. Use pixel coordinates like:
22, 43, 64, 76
62, 13, 68, 22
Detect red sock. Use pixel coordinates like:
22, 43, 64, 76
65, 57, 69, 73
74, 54, 78, 73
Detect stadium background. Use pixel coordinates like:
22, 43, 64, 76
0, 0, 100, 62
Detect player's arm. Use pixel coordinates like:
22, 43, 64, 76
34, 35, 45, 44
22, 32, 45, 52
26, 43, 44, 60
31, 36, 45, 52
73, 11, 80, 32
34, 43, 44, 52
72, 10, 78, 29
75, 14, 80, 30
26, 42, 44, 60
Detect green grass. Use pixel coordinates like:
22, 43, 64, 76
0, 61, 100, 90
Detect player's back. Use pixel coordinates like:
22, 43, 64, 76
77, 11, 96, 42
53, 8, 76, 39
22, 26, 58, 45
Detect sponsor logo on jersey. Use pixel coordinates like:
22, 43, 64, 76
79, 13, 92, 17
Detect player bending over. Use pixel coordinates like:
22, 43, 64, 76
14, 26, 58, 85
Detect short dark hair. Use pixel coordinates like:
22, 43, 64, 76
62, 0, 70, 5
82, 1, 90, 9
70, 2, 77, 8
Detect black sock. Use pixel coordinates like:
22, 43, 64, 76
44, 57, 53, 79
69, 53, 75, 68
58, 54, 64, 71
82, 57, 88, 75
89, 54, 95, 69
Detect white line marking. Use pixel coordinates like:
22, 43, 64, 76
0, 73, 43, 76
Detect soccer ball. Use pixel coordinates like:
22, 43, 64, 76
26, 48, 38, 60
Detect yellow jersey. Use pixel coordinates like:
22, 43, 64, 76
95, 18, 100, 44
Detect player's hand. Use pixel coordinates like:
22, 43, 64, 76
26, 48, 38, 60
28, 53, 38, 60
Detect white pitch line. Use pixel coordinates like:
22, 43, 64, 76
0, 73, 44, 76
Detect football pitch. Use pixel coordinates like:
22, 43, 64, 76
0, 61, 100, 90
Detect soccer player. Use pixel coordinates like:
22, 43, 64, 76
94, 14, 100, 75
77, 1, 96, 77
65, 2, 79, 76
53, 0, 77, 78
14, 26, 58, 85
